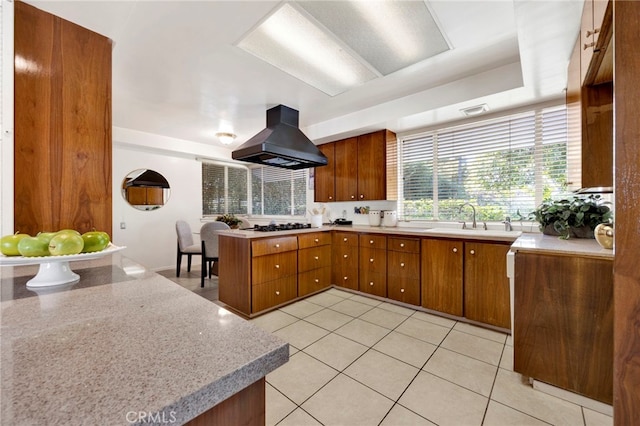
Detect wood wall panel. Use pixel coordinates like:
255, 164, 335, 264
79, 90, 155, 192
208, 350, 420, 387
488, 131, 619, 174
613, 0, 640, 422
14, 1, 112, 236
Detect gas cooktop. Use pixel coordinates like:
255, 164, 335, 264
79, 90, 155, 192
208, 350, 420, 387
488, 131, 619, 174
253, 223, 311, 232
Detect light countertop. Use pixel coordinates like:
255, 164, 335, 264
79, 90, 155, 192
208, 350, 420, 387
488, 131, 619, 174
510, 233, 614, 259
0, 253, 288, 425
220, 224, 522, 243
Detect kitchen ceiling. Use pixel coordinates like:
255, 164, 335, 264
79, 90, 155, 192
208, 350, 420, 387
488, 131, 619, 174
25, 0, 583, 148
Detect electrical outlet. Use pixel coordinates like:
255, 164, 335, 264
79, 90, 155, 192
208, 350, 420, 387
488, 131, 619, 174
120, 222, 126, 229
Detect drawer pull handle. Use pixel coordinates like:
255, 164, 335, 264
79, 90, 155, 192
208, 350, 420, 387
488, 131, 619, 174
470, 250, 475, 255
343, 254, 348, 258
369, 281, 374, 286
583, 41, 596, 50
314, 279, 319, 283
275, 264, 280, 269
329, 196, 333, 200
400, 288, 405, 293
360, 194, 364, 199
586, 28, 600, 38
351, 195, 355, 199
370, 258, 374, 263
275, 244, 280, 248
344, 276, 348, 280
314, 238, 319, 243
275, 291, 280, 296
400, 243, 405, 248
369, 240, 374, 244
453, 247, 458, 253
400, 262, 405, 267
315, 256, 319, 260
343, 237, 348, 242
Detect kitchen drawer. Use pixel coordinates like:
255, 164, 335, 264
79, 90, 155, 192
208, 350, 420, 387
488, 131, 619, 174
387, 251, 420, 278
298, 245, 332, 272
298, 266, 332, 297
359, 234, 387, 250
388, 237, 420, 253
387, 277, 420, 306
252, 236, 298, 257
251, 252, 297, 285
298, 232, 331, 249
333, 231, 359, 247
359, 270, 387, 298
333, 245, 359, 290
252, 275, 297, 313
359, 247, 387, 275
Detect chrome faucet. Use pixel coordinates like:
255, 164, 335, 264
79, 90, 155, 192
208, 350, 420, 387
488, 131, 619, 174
459, 203, 477, 229
503, 216, 513, 231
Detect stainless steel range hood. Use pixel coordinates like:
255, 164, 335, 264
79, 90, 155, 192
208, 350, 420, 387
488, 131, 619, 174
232, 105, 328, 170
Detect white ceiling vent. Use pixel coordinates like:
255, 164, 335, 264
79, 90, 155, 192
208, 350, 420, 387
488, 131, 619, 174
237, 1, 450, 96
460, 104, 490, 116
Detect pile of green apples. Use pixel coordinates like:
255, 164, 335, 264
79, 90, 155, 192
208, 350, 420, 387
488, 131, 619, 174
0, 229, 110, 257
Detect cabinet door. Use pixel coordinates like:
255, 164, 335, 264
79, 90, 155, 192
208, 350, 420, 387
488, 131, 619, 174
580, 0, 595, 84
252, 275, 297, 313
387, 277, 420, 306
298, 267, 331, 297
334, 137, 358, 201
464, 242, 511, 329
359, 247, 387, 297
421, 239, 463, 316
314, 143, 335, 202
514, 253, 613, 404
356, 131, 386, 201
298, 245, 332, 273
251, 252, 297, 285
126, 187, 147, 205
332, 245, 359, 290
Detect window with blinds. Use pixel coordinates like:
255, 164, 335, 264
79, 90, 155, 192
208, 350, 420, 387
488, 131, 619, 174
401, 105, 568, 221
202, 163, 248, 216
251, 167, 307, 216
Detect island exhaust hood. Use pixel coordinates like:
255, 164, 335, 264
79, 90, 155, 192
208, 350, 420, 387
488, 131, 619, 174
232, 105, 328, 170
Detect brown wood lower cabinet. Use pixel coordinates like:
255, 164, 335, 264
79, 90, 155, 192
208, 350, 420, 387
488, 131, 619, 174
332, 231, 359, 290
387, 237, 421, 306
252, 276, 297, 313
359, 234, 387, 297
298, 232, 332, 297
298, 267, 332, 297
514, 252, 613, 404
421, 239, 463, 316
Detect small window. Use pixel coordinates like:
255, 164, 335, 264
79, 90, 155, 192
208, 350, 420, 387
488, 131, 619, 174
251, 167, 307, 216
202, 163, 248, 216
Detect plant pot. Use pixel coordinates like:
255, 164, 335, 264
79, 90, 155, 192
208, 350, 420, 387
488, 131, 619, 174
542, 224, 594, 239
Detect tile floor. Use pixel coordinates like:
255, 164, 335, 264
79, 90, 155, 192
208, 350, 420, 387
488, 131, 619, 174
163, 268, 613, 426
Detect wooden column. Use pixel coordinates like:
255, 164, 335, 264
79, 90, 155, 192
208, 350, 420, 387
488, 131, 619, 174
613, 0, 640, 423
14, 1, 112, 236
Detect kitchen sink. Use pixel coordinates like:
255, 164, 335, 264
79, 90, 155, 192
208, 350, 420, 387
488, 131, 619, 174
425, 228, 522, 239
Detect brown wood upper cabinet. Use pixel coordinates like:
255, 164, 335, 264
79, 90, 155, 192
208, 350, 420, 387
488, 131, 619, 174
314, 130, 396, 202
581, 0, 612, 85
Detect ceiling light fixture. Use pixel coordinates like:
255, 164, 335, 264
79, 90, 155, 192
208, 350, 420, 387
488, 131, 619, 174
460, 104, 489, 116
215, 132, 236, 145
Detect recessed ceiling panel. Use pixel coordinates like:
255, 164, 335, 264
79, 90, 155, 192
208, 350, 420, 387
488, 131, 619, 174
298, 0, 450, 75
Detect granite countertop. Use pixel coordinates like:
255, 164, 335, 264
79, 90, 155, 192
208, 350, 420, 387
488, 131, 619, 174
220, 224, 522, 243
510, 233, 614, 259
0, 253, 288, 425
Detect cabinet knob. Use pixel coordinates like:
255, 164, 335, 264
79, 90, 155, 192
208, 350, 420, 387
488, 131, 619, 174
343, 254, 348, 258
344, 276, 348, 280
343, 237, 348, 242
360, 194, 364, 199
370, 258, 374, 263
275, 244, 280, 248
369, 281, 374, 286
329, 196, 333, 200
400, 262, 405, 267
400, 288, 405, 293
314, 238, 319, 243
315, 278, 319, 283
369, 240, 374, 244
315, 256, 319, 260
586, 28, 600, 38
453, 247, 458, 253
275, 264, 280, 269
583, 41, 596, 50
275, 291, 280, 296
400, 243, 405, 248
351, 195, 355, 199
470, 250, 475, 255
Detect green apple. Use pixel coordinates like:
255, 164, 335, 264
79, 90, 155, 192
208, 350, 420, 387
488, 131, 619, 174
1, 232, 31, 256
36, 231, 57, 244
81, 231, 110, 253
18, 236, 50, 257
56, 229, 81, 236
49, 232, 84, 256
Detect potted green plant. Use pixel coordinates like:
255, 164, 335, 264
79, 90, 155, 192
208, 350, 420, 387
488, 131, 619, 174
216, 213, 242, 229
530, 194, 613, 239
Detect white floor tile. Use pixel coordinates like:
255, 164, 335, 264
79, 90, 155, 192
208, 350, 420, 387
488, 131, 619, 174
359, 306, 410, 329
324, 287, 353, 298
304, 291, 346, 307
304, 333, 368, 371
349, 293, 383, 306
329, 298, 376, 317
395, 317, 451, 345
482, 400, 548, 426
265, 383, 296, 426
334, 318, 390, 346
302, 374, 394, 426
373, 331, 437, 368
399, 371, 488, 426
583, 407, 613, 426
499, 344, 514, 371
273, 320, 329, 350
279, 300, 324, 319
411, 310, 457, 328
380, 404, 436, 425
277, 408, 323, 426
344, 350, 419, 400
377, 301, 417, 316
250, 309, 298, 333
423, 347, 498, 397
441, 329, 504, 366
267, 351, 338, 405
303, 308, 353, 331
453, 321, 508, 344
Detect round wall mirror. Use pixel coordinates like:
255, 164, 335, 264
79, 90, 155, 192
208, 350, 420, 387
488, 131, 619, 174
121, 169, 171, 211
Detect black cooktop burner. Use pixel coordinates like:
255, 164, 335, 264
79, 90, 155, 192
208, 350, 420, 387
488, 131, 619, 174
253, 223, 312, 232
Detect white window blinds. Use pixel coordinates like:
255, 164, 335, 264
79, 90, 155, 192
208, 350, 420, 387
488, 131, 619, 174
251, 167, 307, 216
400, 105, 568, 221
202, 163, 248, 216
